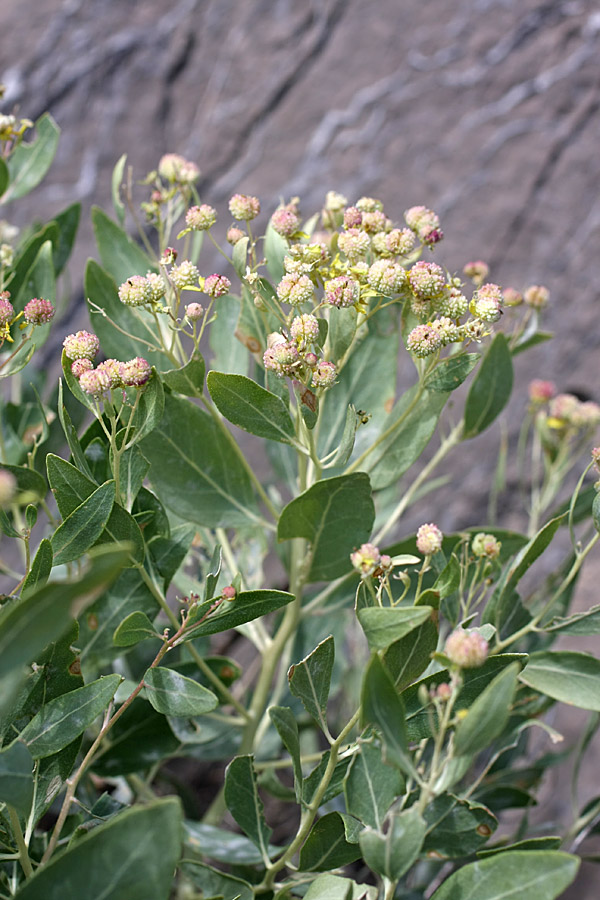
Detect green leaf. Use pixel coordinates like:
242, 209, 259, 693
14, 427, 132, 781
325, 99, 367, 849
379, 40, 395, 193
187, 589, 294, 638
288, 636, 334, 733
141, 392, 260, 528
47, 455, 144, 565
429, 850, 579, 900
144, 666, 218, 716
383, 618, 439, 690
92, 205, 154, 285
520, 651, 600, 711
298, 812, 362, 872
57, 380, 95, 479
184, 821, 281, 865
111, 153, 127, 225
463, 333, 513, 438
232, 236, 249, 278
52, 202, 81, 274
361, 655, 415, 778
163, 353, 205, 396
359, 806, 426, 880
425, 353, 479, 392
344, 741, 404, 829
593, 490, 600, 534
51, 480, 116, 566
278, 473, 375, 581
454, 663, 519, 756
84, 259, 169, 369
224, 755, 272, 860
180, 861, 253, 900
113, 610, 159, 647
511, 330, 553, 356
0, 463, 47, 501
208, 371, 296, 443
434, 554, 461, 598
269, 706, 302, 800
80, 569, 158, 666
0, 545, 127, 685
0, 156, 8, 196
14, 798, 182, 900
478, 836, 562, 858
5, 113, 60, 202
302, 752, 352, 807
92, 700, 179, 776
116, 444, 150, 510
304, 874, 375, 900
0, 741, 34, 815
13, 240, 56, 348
21, 538, 53, 598
357, 606, 434, 652
20, 674, 121, 758
0, 505, 20, 537
545, 603, 600, 635
126, 368, 165, 445
331, 405, 361, 467
423, 794, 497, 858
366, 386, 448, 490
264, 221, 288, 283
328, 306, 358, 361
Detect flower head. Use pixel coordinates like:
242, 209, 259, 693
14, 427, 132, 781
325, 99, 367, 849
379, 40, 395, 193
170, 261, 200, 290
463, 260, 489, 285
311, 359, 337, 388
23, 298, 55, 325
229, 193, 260, 221
71, 358, 94, 379
121, 357, 152, 387
338, 228, 370, 261
185, 302, 204, 321
350, 542, 381, 577
0, 469, 17, 507
79, 368, 111, 398
416, 523, 443, 555
472, 532, 502, 560
408, 261, 446, 301
385, 227, 416, 256
343, 206, 363, 229
203, 274, 231, 298
325, 275, 360, 308
96, 359, 124, 389
528, 379, 556, 404
406, 322, 443, 358
118, 275, 153, 307
63, 331, 100, 361
524, 285, 549, 309
145, 272, 167, 304
470, 283, 503, 323
367, 260, 407, 294
503, 287, 523, 307
277, 273, 314, 307
290, 314, 319, 346
270, 204, 300, 237
404, 205, 442, 245
158, 153, 199, 184
0, 292, 14, 326
185, 204, 217, 231
445, 629, 489, 668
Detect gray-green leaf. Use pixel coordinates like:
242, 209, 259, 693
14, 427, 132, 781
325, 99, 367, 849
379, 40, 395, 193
288, 636, 334, 734
144, 666, 218, 716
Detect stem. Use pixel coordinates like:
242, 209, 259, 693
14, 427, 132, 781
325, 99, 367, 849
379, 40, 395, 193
344, 383, 425, 475
7, 807, 33, 879
260, 709, 361, 890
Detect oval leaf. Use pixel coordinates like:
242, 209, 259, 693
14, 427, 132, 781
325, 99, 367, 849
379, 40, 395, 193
288, 636, 334, 734
357, 606, 433, 652
144, 666, 218, 716
51, 480, 116, 566
430, 849, 579, 900
454, 663, 519, 756
520, 651, 600, 711
20, 674, 121, 758
278, 473, 375, 581
208, 370, 296, 443
224, 755, 272, 860
463, 333, 513, 438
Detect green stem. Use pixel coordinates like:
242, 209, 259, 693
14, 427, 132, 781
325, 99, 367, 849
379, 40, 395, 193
260, 708, 361, 890
7, 807, 33, 879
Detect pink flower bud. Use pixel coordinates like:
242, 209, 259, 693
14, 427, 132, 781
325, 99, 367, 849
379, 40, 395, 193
186, 204, 217, 231
226, 226, 245, 245
0, 292, 14, 326
79, 368, 111, 398
524, 285, 549, 309
185, 302, 204, 321
118, 275, 153, 307
71, 358, 94, 379
221, 585, 237, 601
270, 204, 301, 237
324, 275, 360, 308
311, 360, 337, 388
445, 629, 489, 668
463, 260, 489, 284
416, 523, 443, 555
528, 379, 556, 404
350, 542, 381, 577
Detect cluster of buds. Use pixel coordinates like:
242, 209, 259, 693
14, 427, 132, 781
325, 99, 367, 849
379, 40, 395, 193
547, 394, 600, 432
184, 204, 217, 232
350, 543, 392, 578
229, 193, 260, 221
64, 330, 151, 397
157, 153, 200, 185
264, 314, 336, 390
0, 292, 55, 342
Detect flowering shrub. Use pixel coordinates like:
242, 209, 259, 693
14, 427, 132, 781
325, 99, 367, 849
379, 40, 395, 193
1, 114, 600, 900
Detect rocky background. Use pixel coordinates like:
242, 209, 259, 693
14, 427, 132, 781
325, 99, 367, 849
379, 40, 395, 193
2, 0, 600, 894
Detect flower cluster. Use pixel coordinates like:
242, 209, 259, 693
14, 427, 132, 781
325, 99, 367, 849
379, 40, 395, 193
64, 330, 151, 397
